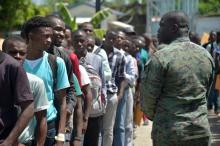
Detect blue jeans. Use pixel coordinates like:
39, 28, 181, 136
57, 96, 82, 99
208, 84, 219, 112
112, 88, 129, 146
44, 126, 56, 146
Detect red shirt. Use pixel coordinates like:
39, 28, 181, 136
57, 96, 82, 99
69, 52, 82, 87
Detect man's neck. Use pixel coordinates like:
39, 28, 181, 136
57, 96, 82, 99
105, 46, 113, 56
26, 46, 43, 60
48, 44, 55, 54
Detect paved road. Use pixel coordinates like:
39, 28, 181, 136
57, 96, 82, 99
209, 113, 220, 146
134, 121, 152, 146
134, 113, 220, 146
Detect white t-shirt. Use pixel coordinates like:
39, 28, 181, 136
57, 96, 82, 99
79, 65, 91, 86
19, 73, 49, 143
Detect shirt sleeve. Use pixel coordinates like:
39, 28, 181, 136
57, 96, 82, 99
73, 73, 83, 96
140, 55, 164, 120
32, 77, 50, 112
100, 49, 112, 81
14, 65, 33, 104
70, 53, 82, 87
79, 65, 91, 86
125, 56, 137, 87
99, 58, 107, 99
56, 57, 70, 90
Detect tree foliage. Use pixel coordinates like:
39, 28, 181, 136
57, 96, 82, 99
57, 2, 111, 39
91, 8, 112, 28
0, 0, 51, 31
199, 0, 220, 16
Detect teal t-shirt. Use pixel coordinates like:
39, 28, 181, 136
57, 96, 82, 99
73, 73, 82, 96
23, 51, 70, 121
140, 48, 149, 69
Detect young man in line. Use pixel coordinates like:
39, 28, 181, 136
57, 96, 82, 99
21, 16, 70, 146
2, 36, 49, 146
0, 49, 34, 146
72, 30, 106, 146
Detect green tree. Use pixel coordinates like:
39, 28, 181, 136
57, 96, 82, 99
0, 0, 51, 31
56, 2, 111, 39
199, 0, 220, 15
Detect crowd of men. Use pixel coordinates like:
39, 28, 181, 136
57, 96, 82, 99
0, 10, 219, 146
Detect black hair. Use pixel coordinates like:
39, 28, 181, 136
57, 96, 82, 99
45, 15, 64, 26
105, 29, 117, 40
46, 14, 63, 20
65, 24, 72, 31
2, 35, 26, 52
72, 29, 87, 39
21, 16, 52, 40
78, 22, 93, 29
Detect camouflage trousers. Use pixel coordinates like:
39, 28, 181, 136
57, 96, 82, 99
153, 136, 210, 146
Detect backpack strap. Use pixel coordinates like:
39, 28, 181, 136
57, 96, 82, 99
93, 47, 102, 55
48, 54, 57, 91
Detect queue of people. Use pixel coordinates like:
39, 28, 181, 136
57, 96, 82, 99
0, 11, 219, 146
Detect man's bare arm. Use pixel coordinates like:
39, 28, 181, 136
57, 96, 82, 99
1, 101, 34, 146
35, 110, 47, 146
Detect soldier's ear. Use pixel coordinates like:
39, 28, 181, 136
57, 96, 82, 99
171, 24, 178, 33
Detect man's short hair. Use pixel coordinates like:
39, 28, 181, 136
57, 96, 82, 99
78, 22, 93, 29
2, 35, 26, 52
21, 16, 52, 40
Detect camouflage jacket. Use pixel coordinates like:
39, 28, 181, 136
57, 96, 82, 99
141, 37, 214, 141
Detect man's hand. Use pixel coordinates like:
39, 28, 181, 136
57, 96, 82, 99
82, 119, 88, 134
54, 141, 64, 146
117, 93, 123, 101
73, 140, 81, 146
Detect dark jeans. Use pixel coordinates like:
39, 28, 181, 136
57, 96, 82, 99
208, 84, 219, 113
83, 116, 103, 146
44, 120, 56, 146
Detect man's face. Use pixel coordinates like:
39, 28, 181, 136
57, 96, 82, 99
103, 33, 115, 50
5, 40, 27, 64
121, 40, 130, 52
157, 18, 172, 44
210, 32, 217, 42
65, 29, 72, 44
114, 31, 126, 49
29, 27, 53, 51
86, 38, 95, 52
51, 18, 65, 47
81, 23, 94, 36
73, 34, 88, 57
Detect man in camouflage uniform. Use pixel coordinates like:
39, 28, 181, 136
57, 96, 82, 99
141, 11, 214, 146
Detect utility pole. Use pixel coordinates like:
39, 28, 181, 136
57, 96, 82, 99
96, 0, 101, 12
95, 0, 101, 28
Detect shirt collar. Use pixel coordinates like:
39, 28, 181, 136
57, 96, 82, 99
92, 45, 99, 53
171, 37, 190, 44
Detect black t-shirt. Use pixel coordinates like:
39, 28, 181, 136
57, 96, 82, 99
47, 46, 76, 112
0, 52, 33, 140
